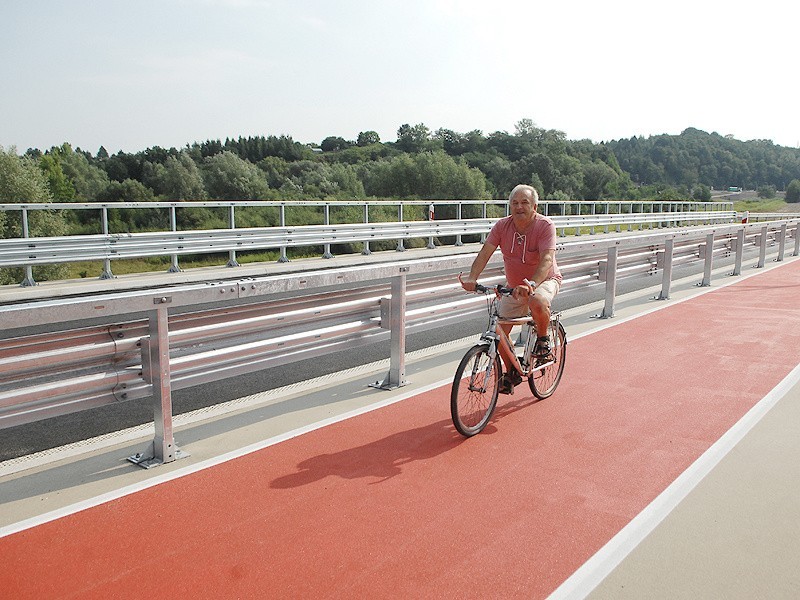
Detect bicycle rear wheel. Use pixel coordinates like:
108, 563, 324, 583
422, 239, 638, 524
451, 344, 501, 436
529, 322, 566, 400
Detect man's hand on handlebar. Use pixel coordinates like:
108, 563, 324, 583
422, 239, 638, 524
511, 279, 535, 301
458, 273, 478, 292
459, 274, 515, 296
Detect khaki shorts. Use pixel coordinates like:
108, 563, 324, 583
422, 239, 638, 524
498, 279, 561, 318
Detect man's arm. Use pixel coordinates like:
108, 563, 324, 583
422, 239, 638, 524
460, 242, 497, 291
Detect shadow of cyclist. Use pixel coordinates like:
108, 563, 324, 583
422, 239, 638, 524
270, 418, 465, 488
271, 392, 542, 490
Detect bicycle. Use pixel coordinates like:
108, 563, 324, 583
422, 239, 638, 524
451, 282, 567, 437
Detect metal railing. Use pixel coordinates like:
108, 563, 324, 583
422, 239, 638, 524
1, 198, 735, 285
1, 218, 797, 467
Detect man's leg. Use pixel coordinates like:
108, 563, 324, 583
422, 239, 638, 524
529, 280, 559, 356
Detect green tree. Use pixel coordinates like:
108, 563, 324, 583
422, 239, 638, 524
320, 136, 352, 152
364, 151, 489, 200
202, 151, 272, 200
282, 160, 365, 199
357, 131, 380, 146
321, 142, 395, 165
60, 147, 110, 201
514, 118, 538, 137
97, 179, 155, 203
39, 153, 76, 201
396, 123, 431, 153
0, 146, 69, 283
692, 184, 712, 201
0, 146, 52, 206
581, 161, 617, 200
258, 156, 291, 188
144, 152, 207, 200
757, 185, 776, 199
786, 179, 800, 203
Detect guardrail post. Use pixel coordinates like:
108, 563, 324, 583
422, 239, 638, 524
481, 202, 488, 243
362, 203, 372, 255
597, 246, 618, 318
794, 223, 800, 257
657, 237, 674, 300
455, 203, 464, 246
372, 269, 408, 390
322, 203, 334, 259
168, 206, 181, 273
700, 232, 714, 286
757, 225, 768, 268
427, 203, 436, 249
128, 298, 188, 468
99, 206, 115, 279
396, 204, 405, 252
278, 204, 289, 262
226, 205, 240, 267
776, 223, 787, 262
732, 228, 745, 275
20, 208, 36, 287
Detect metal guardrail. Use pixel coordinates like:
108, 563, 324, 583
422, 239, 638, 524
0, 200, 733, 285
1, 218, 798, 468
0, 212, 738, 268
2, 203, 737, 285
743, 212, 799, 222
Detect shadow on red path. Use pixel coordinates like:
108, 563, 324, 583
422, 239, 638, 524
271, 395, 537, 489
2, 260, 800, 599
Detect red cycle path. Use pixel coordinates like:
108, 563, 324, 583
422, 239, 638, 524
3, 260, 800, 599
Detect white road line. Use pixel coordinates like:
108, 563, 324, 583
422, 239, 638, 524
547, 361, 800, 600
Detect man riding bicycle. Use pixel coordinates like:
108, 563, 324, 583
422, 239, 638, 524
460, 184, 562, 394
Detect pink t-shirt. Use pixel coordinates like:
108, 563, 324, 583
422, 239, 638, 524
486, 215, 562, 286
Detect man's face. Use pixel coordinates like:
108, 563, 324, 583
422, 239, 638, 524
509, 191, 537, 221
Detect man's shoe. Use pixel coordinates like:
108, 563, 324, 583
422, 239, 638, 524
499, 370, 522, 395
533, 335, 551, 358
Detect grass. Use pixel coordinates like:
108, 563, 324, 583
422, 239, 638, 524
67, 250, 285, 279
733, 198, 791, 212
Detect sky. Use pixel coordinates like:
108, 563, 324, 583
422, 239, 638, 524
3, 0, 800, 155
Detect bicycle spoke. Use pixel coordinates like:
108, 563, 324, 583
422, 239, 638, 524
451, 345, 500, 436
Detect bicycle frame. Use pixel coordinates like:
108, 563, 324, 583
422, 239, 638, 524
451, 282, 567, 436
479, 303, 560, 381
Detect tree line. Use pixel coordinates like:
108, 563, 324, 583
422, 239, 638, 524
4, 119, 800, 283
6, 119, 800, 209
0, 119, 800, 280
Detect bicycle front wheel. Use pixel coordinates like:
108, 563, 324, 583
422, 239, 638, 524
451, 344, 501, 437
529, 322, 567, 400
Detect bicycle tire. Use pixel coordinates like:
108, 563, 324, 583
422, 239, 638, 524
451, 344, 501, 436
529, 322, 567, 400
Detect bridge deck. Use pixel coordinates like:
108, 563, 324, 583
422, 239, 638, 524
1, 256, 799, 599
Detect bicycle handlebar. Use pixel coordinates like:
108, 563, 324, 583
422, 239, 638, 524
461, 273, 534, 298
474, 283, 514, 296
